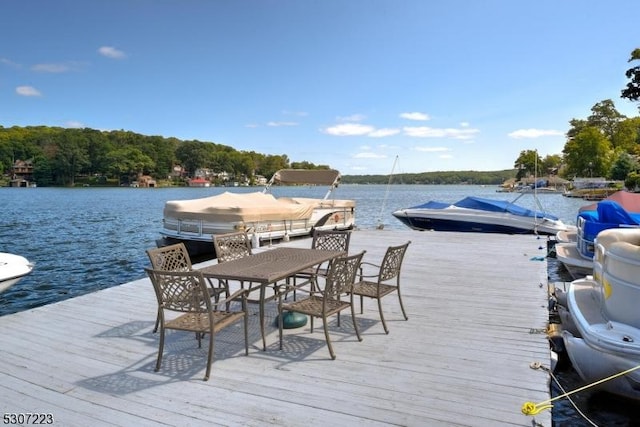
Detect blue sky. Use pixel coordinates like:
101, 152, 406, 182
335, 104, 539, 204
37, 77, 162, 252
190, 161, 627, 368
2, 1, 639, 175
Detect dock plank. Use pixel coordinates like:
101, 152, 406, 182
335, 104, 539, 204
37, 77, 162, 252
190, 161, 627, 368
0, 230, 552, 426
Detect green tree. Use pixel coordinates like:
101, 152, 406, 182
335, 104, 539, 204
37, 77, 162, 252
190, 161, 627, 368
610, 152, 639, 180
541, 154, 563, 176
175, 141, 209, 175
52, 131, 90, 186
107, 146, 155, 183
625, 171, 640, 191
562, 126, 612, 178
586, 99, 626, 141
612, 117, 640, 153
513, 150, 541, 179
621, 48, 640, 111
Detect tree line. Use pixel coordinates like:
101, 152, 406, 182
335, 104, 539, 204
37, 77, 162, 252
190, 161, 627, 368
0, 126, 329, 187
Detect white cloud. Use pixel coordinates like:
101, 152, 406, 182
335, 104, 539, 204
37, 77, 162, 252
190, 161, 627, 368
98, 46, 126, 59
404, 126, 479, 140
354, 152, 387, 159
65, 121, 84, 128
266, 121, 298, 127
337, 114, 366, 122
16, 86, 42, 97
282, 110, 308, 117
368, 128, 401, 138
1, 58, 21, 68
400, 112, 430, 121
508, 129, 564, 139
32, 63, 69, 73
324, 123, 374, 136
414, 146, 450, 152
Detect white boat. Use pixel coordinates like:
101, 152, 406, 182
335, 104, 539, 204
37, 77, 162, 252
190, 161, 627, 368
555, 242, 593, 279
0, 253, 34, 294
555, 191, 640, 279
561, 228, 640, 400
392, 194, 571, 235
157, 169, 356, 257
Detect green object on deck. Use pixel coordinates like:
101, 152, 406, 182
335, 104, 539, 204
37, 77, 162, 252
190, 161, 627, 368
276, 311, 308, 329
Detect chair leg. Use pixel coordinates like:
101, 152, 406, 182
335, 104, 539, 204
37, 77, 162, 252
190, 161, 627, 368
243, 303, 249, 356
359, 295, 364, 314
377, 298, 389, 334
278, 300, 285, 350
153, 310, 160, 333
323, 315, 336, 360
155, 327, 165, 372
397, 288, 408, 320
204, 332, 214, 381
351, 303, 362, 341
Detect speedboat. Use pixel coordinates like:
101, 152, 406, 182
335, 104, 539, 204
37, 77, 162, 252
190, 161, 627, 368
157, 169, 356, 258
392, 195, 571, 235
561, 228, 640, 400
555, 191, 640, 279
0, 253, 34, 294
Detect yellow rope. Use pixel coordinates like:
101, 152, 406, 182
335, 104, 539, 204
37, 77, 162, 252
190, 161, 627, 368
522, 362, 640, 416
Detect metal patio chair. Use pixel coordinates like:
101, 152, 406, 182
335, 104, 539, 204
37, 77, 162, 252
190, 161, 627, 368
146, 243, 228, 332
212, 231, 263, 301
290, 229, 352, 298
145, 268, 248, 381
278, 250, 365, 360
351, 241, 411, 334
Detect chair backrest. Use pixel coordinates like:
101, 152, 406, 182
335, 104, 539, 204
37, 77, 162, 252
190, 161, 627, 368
145, 268, 211, 314
146, 243, 193, 272
213, 231, 252, 263
324, 251, 365, 299
379, 241, 411, 282
311, 229, 351, 253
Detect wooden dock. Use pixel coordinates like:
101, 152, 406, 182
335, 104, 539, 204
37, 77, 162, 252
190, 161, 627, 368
0, 230, 552, 426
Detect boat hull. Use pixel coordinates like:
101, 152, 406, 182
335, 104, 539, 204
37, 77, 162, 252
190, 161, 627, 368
554, 242, 593, 279
392, 207, 567, 235
0, 253, 34, 294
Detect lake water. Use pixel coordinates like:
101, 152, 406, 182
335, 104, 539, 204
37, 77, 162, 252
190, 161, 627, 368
0, 184, 633, 424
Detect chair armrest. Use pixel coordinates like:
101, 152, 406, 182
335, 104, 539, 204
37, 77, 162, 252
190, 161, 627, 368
358, 261, 381, 279
213, 288, 248, 308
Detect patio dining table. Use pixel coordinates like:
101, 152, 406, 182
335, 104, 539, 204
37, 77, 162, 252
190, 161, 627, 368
197, 247, 345, 350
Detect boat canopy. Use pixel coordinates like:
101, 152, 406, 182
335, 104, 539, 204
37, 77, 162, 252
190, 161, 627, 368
163, 191, 316, 223
409, 196, 559, 220
269, 169, 341, 186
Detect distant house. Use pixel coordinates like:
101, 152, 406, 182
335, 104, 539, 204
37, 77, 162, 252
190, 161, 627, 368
188, 177, 211, 187
137, 175, 157, 188
10, 159, 35, 187
170, 165, 186, 179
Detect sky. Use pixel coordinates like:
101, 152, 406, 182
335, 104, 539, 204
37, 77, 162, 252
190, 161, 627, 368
2, 1, 640, 175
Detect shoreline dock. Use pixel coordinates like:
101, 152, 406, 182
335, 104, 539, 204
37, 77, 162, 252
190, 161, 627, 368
0, 229, 551, 426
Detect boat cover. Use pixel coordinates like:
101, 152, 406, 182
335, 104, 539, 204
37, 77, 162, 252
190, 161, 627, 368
409, 196, 558, 219
163, 191, 316, 222
579, 200, 640, 242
